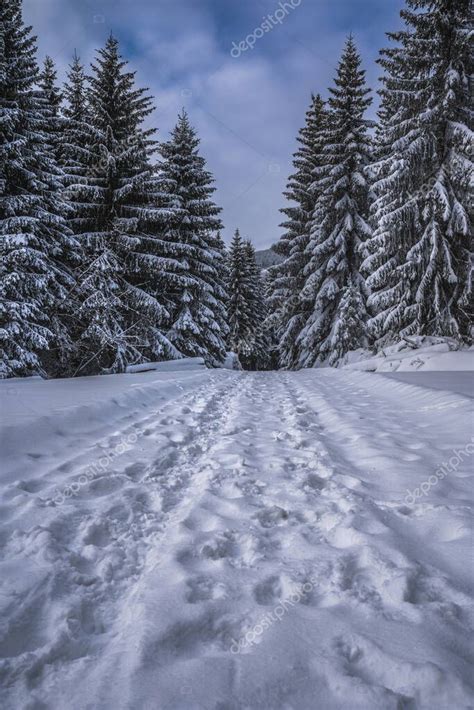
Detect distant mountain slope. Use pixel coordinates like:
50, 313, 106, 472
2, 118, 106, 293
255, 248, 283, 269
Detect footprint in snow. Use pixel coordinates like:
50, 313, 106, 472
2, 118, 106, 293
335, 635, 364, 663
84, 474, 126, 498
304, 474, 327, 492
16, 479, 46, 493
253, 574, 283, 605
82, 521, 111, 548
186, 575, 227, 603
201, 533, 236, 560
146, 611, 247, 662
255, 506, 289, 528
123, 461, 147, 480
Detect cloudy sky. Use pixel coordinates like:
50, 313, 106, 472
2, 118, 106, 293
23, 0, 404, 249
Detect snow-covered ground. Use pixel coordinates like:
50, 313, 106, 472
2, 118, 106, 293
380, 371, 474, 399
0, 363, 473, 709
343, 336, 474, 374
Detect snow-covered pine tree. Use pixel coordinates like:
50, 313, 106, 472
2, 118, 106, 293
158, 111, 228, 366
226, 229, 253, 361
261, 267, 281, 370
37, 54, 82, 374
38, 56, 62, 116
60, 51, 92, 184
364, 0, 473, 346
58, 52, 98, 373
215, 230, 229, 288
241, 239, 270, 370
37, 56, 64, 184
298, 37, 372, 367
65, 36, 180, 375
0, 0, 78, 377
267, 94, 328, 368
207, 227, 230, 363
213, 230, 230, 350
63, 52, 87, 123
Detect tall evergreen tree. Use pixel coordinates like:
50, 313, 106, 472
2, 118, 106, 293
60, 52, 93, 200
0, 0, 77, 377
158, 111, 228, 366
63, 52, 87, 123
59, 52, 98, 372
37, 56, 64, 173
364, 0, 473, 346
298, 37, 373, 367
267, 94, 328, 368
215, 229, 230, 340
226, 232, 268, 369
38, 55, 62, 115
65, 36, 179, 374
226, 229, 253, 361
242, 240, 271, 370
37, 55, 81, 374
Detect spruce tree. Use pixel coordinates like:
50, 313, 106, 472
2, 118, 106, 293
65, 36, 180, 374
267, 94, 328, 368
241, 240, 270, 370
364, 0, 473, 346
63, 52, 87, 122
213, 230, 230, 353
37, 55, 81, 374
158, 111, 228, 366
299, 37, 372, 367
56, 52, 95, 373
226, 229, 253, 361
0, 0, 77, 377
60, 51, 92, 183
37, 56, 64, 174
38, 55, 62, 116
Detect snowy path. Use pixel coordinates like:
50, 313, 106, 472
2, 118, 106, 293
0, 368, 473, 709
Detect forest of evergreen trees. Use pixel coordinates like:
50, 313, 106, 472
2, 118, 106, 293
1, 0, 472, 378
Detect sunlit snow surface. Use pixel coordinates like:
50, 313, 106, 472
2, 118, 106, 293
0, 360, 473, 709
